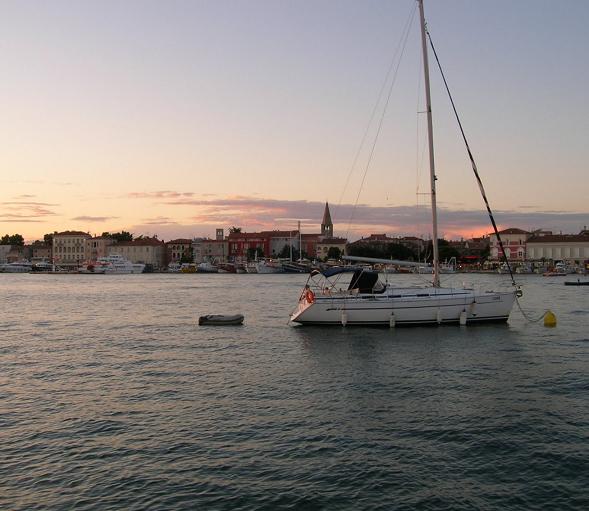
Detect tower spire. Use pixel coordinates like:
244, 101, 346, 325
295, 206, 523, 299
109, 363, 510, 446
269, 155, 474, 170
321, 202, 333, 238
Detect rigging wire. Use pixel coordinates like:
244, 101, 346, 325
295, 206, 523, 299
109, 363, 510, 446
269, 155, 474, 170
425, 29, 521, 296
340, 3, 417, 240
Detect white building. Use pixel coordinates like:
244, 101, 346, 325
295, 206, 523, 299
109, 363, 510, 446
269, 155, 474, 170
526, 234, 589, 265
261, 230, 300, 258
53, 231, 92, 266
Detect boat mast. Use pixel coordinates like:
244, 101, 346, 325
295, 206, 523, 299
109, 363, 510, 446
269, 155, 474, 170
298, 220, 302, 261
418, 0, 440, 287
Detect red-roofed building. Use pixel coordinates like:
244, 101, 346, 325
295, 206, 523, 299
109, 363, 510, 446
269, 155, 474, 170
223, 202, 346, 261
226, 232, 269, 260
489, 228, 530, 261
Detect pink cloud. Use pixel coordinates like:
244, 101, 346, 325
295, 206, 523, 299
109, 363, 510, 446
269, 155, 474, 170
122, 192, 588, 241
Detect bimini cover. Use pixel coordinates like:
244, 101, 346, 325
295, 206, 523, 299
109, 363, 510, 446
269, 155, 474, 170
320, 266, 362, 278
348, 269, 379, 293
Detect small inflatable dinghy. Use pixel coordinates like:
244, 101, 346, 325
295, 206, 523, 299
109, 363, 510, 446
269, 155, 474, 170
198, 314, 244, 326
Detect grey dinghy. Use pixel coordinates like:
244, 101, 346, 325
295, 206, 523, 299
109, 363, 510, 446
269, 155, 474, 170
198, 314, 245, 326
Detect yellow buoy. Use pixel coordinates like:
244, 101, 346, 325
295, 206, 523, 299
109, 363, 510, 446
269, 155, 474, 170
544, 310, 557, 327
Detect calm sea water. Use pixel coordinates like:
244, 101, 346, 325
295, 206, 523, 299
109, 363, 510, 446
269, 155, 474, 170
1, 272, 588, 510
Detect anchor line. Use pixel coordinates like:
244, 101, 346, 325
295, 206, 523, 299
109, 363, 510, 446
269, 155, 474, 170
515, 296, 549, 323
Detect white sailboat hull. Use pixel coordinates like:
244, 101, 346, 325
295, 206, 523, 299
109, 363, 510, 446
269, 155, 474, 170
290, 287, 516, 326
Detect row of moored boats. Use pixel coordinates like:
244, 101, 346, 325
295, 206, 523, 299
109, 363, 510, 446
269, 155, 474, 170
0, 255, 145, 274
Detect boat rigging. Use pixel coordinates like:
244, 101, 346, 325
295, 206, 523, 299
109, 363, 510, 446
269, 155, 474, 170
289, 0, 520, 327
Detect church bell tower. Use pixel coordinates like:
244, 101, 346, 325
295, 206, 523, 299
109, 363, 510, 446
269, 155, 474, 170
321, 202, 333, 238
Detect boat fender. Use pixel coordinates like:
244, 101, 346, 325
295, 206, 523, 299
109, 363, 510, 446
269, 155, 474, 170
341, 311, 348, 326
436, 308, 442, 324
459, 309, 467, 326
389, 313, 396, 328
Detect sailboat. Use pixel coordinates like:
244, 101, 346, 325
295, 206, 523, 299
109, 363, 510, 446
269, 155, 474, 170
290, 0, 520, 326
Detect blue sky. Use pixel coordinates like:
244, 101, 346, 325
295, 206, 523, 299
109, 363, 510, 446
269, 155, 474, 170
1, 0, 588, 241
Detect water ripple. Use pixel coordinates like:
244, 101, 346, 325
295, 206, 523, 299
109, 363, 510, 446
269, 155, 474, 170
1, 273, 588, 510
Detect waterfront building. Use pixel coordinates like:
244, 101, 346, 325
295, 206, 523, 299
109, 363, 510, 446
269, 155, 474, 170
85, 236, 113, 261
526, 233, 589, 267
489, 228, 530, 261
299, 233, 321, 260
0, 245, 14, 264
108, 237, 166, 270
5, 245, 27, 263
193, 237, 229, 264
448, 236, 489, 258
53, 231, 92, 267
226, 232, 268, 260
166, 238, 193, 264
316, 237, 347, 261
30, 241, 52, 263
223, 203, 345, 261
261, 230, 300, 258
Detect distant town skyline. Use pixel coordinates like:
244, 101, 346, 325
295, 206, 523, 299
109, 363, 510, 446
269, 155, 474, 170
1, 1, 588, 243
2, 196, 588, 245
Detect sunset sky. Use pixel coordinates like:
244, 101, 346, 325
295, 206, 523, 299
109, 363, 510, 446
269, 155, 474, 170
1, 0, 588, 243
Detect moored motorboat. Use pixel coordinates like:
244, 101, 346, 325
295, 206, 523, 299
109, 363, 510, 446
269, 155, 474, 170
95, 254, 145, 274
564, 279, 589, 286
0, 261, 33, 273
255, 259, 284, 274
197, 261, 218, 273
